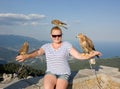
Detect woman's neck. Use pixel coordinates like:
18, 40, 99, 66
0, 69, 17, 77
52, 41, 62, 49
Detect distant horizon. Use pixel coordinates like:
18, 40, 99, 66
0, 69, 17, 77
0, 34, 120, 58
0, 34, 120, 43
72, 41, 120, 58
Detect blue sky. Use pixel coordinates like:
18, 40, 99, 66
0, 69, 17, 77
0, 0, 120, 42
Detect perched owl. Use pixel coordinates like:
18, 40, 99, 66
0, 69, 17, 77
77, 33, 99, 64
51, 19, 67, 29
18, 41, 29, 55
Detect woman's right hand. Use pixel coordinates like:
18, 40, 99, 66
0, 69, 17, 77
16, 54, 28, 62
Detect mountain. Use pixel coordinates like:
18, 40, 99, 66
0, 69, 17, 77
0, 47, 17, 63
0, 35, 48, 50
0, 35, 48, 63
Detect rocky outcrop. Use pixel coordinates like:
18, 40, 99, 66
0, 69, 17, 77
0, 65, 120, 89
1, 73, 13, 83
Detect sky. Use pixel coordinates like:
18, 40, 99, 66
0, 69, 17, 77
0, 0, 120, 43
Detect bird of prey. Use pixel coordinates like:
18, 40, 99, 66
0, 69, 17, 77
76, 33, 99, 64
17, 42, 29, 76
18, 41, 29, 55
51, 19, 68, 29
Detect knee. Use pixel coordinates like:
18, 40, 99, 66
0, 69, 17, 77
44, 83, 55, 89
44, 74, 57, 89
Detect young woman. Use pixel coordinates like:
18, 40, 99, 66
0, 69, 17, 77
16, 26, 101, 89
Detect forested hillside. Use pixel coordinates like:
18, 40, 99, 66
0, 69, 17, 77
0, 35, 48, 62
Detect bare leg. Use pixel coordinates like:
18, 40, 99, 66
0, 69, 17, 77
56, 79, 68, 89
44, 74, 57, 89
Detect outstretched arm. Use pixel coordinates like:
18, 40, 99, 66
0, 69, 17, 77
16, 48, 44, 62
70, 47, 101, 60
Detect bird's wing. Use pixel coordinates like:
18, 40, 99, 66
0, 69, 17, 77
77, 33, 96, 54
78, 34, 89, 53
51, 19, 67, 25
62, 26, 68, 29
85, 35, 100, 58
85, 35, 95, 52
60, 22, 67, 25
18, 42, 29, 55
51, 19, 68, 29
51, 20, 60, 25
81, 41, 89, 53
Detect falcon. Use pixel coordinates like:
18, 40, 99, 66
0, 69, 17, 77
18, 41, 29, 55
76, 33, 99, 64
51, 19, 68, 29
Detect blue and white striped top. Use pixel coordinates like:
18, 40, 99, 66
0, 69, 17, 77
41, 41, 72, 75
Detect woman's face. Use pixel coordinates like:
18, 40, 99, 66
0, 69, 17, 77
51, 29, 62, 43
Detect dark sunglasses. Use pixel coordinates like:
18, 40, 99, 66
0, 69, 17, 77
52, 34, 62, 38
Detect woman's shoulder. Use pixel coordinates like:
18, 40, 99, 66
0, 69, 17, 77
41, 42, 51, 48
62, 41, 72, 47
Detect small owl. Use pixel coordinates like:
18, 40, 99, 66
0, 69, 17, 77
51, 19, 68, 29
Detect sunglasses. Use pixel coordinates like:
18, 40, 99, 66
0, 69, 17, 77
52, 34, 62, 38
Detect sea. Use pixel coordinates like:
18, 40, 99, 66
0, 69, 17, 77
71, 41, 120, 58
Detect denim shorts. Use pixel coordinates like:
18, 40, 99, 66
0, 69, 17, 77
45, 71, 70, 82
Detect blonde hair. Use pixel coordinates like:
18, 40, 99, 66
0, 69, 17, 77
50, 26, 62, 34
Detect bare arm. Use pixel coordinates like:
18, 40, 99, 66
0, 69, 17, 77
70, 47, 101, 60
16, 48, 44, 62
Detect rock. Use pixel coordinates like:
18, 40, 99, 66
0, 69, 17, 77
1, 66, 120, 89
2, 73, 13, 83
27, 76, 33, 79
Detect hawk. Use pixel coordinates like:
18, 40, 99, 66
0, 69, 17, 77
18, 41, 29, 55
77, 33, 99, 64
17, 41, 29, 76
51, 19, 68, 29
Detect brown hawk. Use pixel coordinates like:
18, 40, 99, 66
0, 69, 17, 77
77, 33, 99, 64
18, 41, 29, 55
51, 19, 68, 29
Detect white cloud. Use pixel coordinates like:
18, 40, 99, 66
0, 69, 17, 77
0, 13, 46, 26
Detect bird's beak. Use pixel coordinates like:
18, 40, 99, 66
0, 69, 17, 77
76, 35, 79, 38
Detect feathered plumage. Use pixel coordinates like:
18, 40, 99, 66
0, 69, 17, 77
18, 41, 29, 55
77, 33, 99, 64
51, 19, 68, 29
